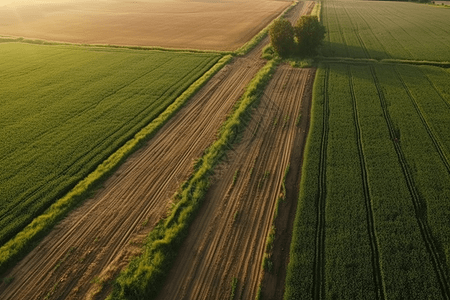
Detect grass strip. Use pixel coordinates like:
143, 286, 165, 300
109, 59, 279, 300
0, 36, 230, 55
311, 1, 322, 20
0, 54, 232, 275
318, 56, 450, 68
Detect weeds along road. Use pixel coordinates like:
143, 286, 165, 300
0, 2, 313, 299
156, 65, 314, 300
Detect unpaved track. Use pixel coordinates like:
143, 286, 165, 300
156, 65, 314, 300
0, 2, 312, 299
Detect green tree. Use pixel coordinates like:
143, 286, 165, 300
294, 15, 326, 56
269, 17, 294, 57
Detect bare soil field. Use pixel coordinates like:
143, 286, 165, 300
0, 0, 290, 50
0, 2, 313, 298
155, 65, 314, 300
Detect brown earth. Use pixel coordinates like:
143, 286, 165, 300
155, 65, 314, 300
0, 0, 290, 51
0, 1, 314, 299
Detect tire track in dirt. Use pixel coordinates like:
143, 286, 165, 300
0, 3, 312, 299
155, 65, 314, 300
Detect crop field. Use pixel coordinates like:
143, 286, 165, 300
321, 0, 450, 61
3, 0, 450, 299
285, 63, 450, 299
0, 42, 220, 251
0, 0, 290, 51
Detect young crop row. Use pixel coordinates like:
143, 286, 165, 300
320, 0, 450, 61
0, 43, 228, 274
109, 59, 279, 300
285, 63, 450, 299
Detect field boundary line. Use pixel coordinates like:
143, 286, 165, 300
316, 57, 450, 68
0, 54, 233, 276
370, 65, 450, 299
0, 36, 231, 55
348, 65, 385, 300
393, 66, 450, 174
311, 64, 329, 300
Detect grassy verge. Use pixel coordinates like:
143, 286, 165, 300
109, 59, 279, 300
311, 1, 322, 20
0, 36, 230, 55
0, 54, 232, 275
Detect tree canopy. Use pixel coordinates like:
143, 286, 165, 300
269, 17, 295, 57
269, 15, 326, 57
295, 15, 326, 56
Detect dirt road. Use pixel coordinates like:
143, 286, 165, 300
155, 65, 314, 300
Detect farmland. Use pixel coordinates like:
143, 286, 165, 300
321, 0, 450, 61
0, 0, 290, 51
2, 0, 450, 298
285, 63, 450, 299
0, 1, 316, 298
284, 0, 450, 298
152, 65, 314, 300
0, 43, 220, 252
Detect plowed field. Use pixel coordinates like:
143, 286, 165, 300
0, 0, 290, 51
156, 65, 314, 300
0, 2, 314, 299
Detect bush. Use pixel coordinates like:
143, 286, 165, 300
294, 16, 326, 56
269, 17, 295, 57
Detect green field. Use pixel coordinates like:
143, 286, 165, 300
321, 0, 450, 61
285, 63, 450, 299
0, 43, 220, 248
285, 0, 450, 298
